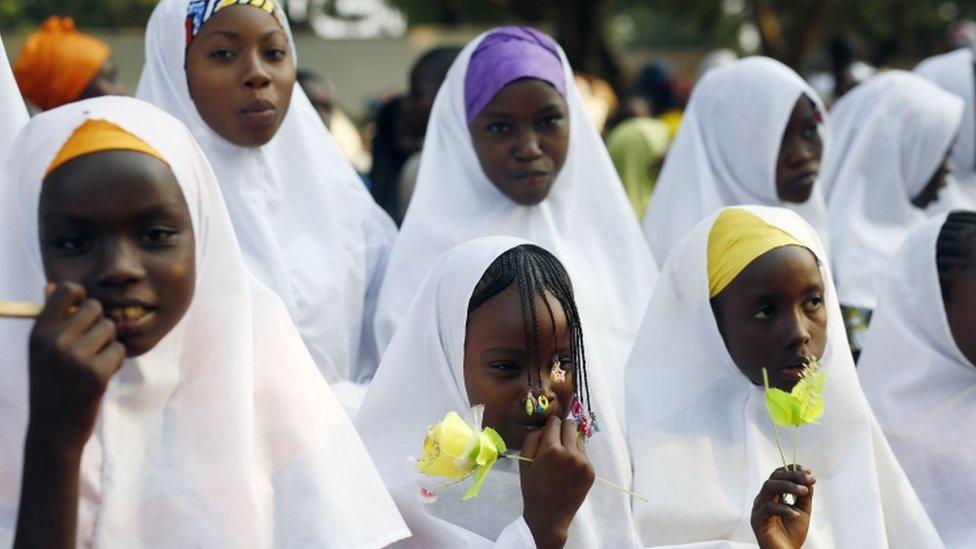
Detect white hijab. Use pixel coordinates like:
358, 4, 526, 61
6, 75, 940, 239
626, 205, 943, 548
1, 34, 28, 152
0, 97, 408, 547
824, 71, 963, 310
372, 30, 657, 418
358, 236, 638, 548
915, 48, 976, 205
136, 0, 395, 385
858, 214, 976, 547
641, 57, 829, 265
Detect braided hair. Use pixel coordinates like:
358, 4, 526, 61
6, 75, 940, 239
468, 245, 594, 420
936, 211, 976, 302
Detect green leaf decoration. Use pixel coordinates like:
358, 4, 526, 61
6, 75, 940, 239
483, 427, 507, 455
762, 359, 826, 428
463, 463, 492, 500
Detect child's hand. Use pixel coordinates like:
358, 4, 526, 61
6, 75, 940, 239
751, 466, 816, 549
26, 282, 126, 460
519, 415, 595, 549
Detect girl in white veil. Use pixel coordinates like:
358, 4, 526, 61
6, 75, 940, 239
915, 47, 976, 207
859, 212, 976, 547
358, 237, 639, 547
0, 96, 407, 546
137, 0, 395, 389
626, 205, 942, 547
823, 71, 963, 358
372, 27, 657, 417
641, 57, 829, 265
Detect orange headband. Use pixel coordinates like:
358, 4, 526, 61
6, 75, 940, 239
46, 119, 168, 178
13, 16, 111, 111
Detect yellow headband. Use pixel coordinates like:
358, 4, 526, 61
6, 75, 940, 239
45, 119, 168, 178
707, 209, 806, 298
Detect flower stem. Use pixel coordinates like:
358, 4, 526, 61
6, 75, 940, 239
768, 416, 789, 470
792, 426, 799, 473
504, 454, 649, 503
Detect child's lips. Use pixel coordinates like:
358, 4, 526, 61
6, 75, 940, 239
104, 305, 157, 337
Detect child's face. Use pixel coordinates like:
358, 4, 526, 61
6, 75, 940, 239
775, 96, 822, 204
469, 78, 569, 206
912, 151, 951, 210
464, 284, 574, 451
943, 244, 976, 366
710, 245, 827, 391
39, 151, 196, 357
185, 5, 294, 147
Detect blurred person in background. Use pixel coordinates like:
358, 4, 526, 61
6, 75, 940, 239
369, 46, 460, 223
298, 69, 371, 176
13, 16, 128, 112
606, 117, 670, 221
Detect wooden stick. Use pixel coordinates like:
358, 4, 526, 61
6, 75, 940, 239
0, 301, 43, 318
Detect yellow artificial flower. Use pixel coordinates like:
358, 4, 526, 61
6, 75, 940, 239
417, 408, 507, 500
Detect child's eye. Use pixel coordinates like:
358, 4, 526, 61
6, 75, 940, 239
802, 125, 818, 140
538, 114, 564, 128
803, 295, 824, 311
486, 122, 511, 134
140, 227, 180, 246
209, 48, 235, 61
264, 48, 287, 61
752, 305, 774, 320
488, 361, 521, 373
53, 234, 92, 254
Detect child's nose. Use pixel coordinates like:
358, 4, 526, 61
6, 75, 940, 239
96, 240, 147, 286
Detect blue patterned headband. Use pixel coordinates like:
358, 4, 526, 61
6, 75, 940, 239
186, 0, 284, 46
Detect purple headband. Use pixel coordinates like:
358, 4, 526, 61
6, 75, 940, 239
464, 26, 567, 123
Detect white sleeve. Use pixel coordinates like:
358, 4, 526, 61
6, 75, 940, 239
493, 517, 536, 548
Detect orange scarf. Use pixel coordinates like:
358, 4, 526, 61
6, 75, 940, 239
13, 16, 110, 111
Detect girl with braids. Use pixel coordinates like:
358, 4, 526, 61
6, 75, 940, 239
626, 206, 941, 548
356, 237, 640, 547
859, 211, 976, 547
372, 27, 657, 419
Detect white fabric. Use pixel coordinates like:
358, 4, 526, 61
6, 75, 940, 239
858, 214, 976, 547
136, 0, 395, 384
641, 57, 829, 265
0, 34, 28, 152
824, 71, 964, 310
626, 205, 943, 548
372, 30, 657, 420
0, 96, 408, 548
916, 48, 976, 206
357, 236, 640, 548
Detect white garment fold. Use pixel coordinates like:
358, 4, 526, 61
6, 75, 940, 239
136, 0, 396, 384
824, 70, 963, 309
858, 214, 976, 548
0, 97, 408, 548
915, 48, 976, 206
626, 205, 943, 548
357, 236, 640, 548
641, 56, 829, 265
0, 33, 28, 152
372, 29, 658, 420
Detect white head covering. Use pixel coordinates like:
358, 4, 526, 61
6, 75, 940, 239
0, 97, 408, 547
915, 48, 976, 203
626, 205, 943, 548
1, 34, 28, 152
824, 71, 964, 310
357, 236, 639, 548
641, 57, 829, 264
372, 29, 658, 418
136, 0, 395, 384
858, 213, 976, 547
